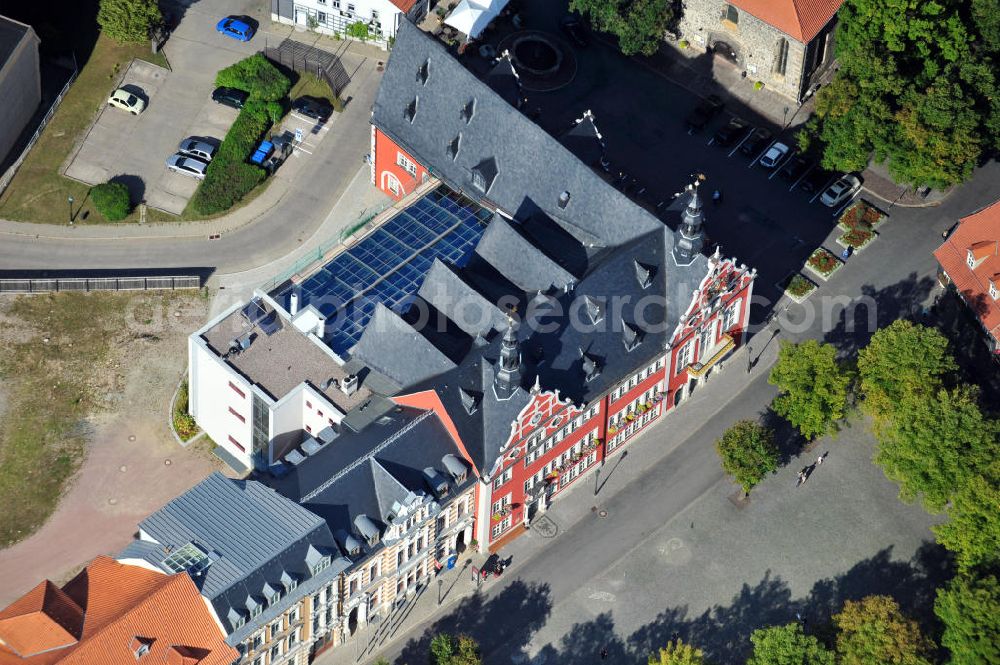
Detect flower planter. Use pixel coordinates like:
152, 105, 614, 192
778, 271, 817, 303
837, 200, 887, 232
804, 247, 843, 281
837, 228, 877, 252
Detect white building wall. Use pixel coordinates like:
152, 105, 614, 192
272, 0, 404, 45
189, 336, 254, 469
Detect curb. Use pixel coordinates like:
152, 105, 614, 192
168, 373, 202, 448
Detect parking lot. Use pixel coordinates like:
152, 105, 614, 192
63, 0, 268, 215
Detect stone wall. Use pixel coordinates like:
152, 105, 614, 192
677, 0, 818, 101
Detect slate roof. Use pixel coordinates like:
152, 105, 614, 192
121, 473, 349, 644
934, 199, 1000, 342
473, 214, 576, 292
270, 406, 474, 549
730, 0, 844, 42
417, 259, 508, 337
372, 20, 662, 248
0, 557, 237, 665
559, 110, 605, 167
483, 52, 521, 108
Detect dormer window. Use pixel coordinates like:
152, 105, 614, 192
968, 250, 977, 268
991, 281, 999, 300
582, 352, 601, 382
404, 97, 418, 123
417, 59, 429, 84
461, 98, 476, 123
447, 134, 461, 161
582, 295, 604, 325
470, 156, 498, 194
310, 556, 331, 575
130, 637, 154, 660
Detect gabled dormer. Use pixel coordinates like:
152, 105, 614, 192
990, 274, 1000, 300
470, 156, 498, 194
967, 240, 997, 269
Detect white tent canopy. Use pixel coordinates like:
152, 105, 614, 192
443, 0, 510, 39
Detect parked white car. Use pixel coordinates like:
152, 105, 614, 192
759, 142, 790, 168
107, 88, 146, 115
820, 174, 862, 207
166, 153, 209, 179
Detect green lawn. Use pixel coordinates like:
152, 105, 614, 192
0, 292, 192, 547
0, 36, 168, 225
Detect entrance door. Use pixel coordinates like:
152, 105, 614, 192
456, 530, 466, 553
527, 500, 539, 522
348, 607, 358, 635
294, 8, 308, 25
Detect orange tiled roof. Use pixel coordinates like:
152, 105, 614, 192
934, 199, 1000, 343
730, 0, 845, 42
0, 557, 237, 665
0, 582, 82, 658
389, 0, 418, 12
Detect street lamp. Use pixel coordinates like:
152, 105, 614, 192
68, 196, 74, 225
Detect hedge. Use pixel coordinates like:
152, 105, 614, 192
90, 181, 131, 221
215, 53, 291, 102
190, 100, 276, 215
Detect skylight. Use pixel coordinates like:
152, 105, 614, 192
161, 542, 211, 575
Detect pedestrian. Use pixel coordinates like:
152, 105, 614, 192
796, 472, 805, 487
600, 647, 608, 660
817, 452, 827, 465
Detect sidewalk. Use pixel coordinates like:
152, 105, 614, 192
861, 161, 951, 209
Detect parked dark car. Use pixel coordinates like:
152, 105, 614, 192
212, 87, 248, 109
292, 96, 334, 122
712, 117, 749, 146
739, 127, 774, 156
800, 167, 836, 194
685, 94, 725, 133
560, 15, 589, 47
778, 156, 810, 182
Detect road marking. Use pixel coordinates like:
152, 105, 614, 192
706, 137, 715, 146
833, 191, 860, 217
809, 175, 839, 204
587, 590, 616, 602
293, 145, 313, 155
790, 163, 815, 192
728, 129, 753, 157
769, 150, 794, 179
750, 140, 775, 168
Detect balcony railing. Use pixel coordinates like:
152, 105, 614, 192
687, 334, 735, 377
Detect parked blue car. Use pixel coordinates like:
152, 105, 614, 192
217, 16, 255, 41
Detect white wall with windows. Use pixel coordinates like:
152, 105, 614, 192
272, 0, 415, 45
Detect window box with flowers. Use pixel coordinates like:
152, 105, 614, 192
804, 247, 843, 281
607, 425, 619, 435
626, 413, 636, 422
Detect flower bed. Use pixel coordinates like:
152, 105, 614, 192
838, 200, 886, 232
838, 226, 876, 251
804, 247, 843, 281
780, 272, 817, 302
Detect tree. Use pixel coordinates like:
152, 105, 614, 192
802, 0, 998, 189
569, 0, 673, 56
833, 595, 933, 665
347, 21, 370, 41
715, 420, 778, 494
215, 54, 292, 102
649, 639, 705, 665
97, 0, 162, 43
857, 320, 955, 431
768, 340, 851, 441
932, 466, 1000, 572
90, 181, 131, 221
430, 634, 481, 665
747, 624, 834, 665
873, 385, 995, 512
934, 573, 1000, 665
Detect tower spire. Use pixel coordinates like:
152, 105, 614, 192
672, 179, 706, 265
494, 312, 523, 398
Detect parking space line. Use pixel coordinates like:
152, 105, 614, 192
749, 140, 775, 168
706, 137, 715, 146
790, 163, 815, 192
293, 145, 313, 155
728, 130, 754, 158
768, 151, 795, 179
833, 191, 860, 218
810, 175, 840, 204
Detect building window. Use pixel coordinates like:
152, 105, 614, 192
229, 381, 246, 398
318, 11, 327, 23
349, 578, 359, 596
396, 550, 404, 568
397, 152, 417, 176
675, 342, 692, 374
722, 301, 740, 331
991, 282, 999, 300
774, 38, 789, 75
491, 516, 512, 539
227, 435, 246, 452
332, 0, 340, 7
347, 3, 356, 11
724, 4, 739, 23
228, 406, 246, 422
270, 591, 281, 605
967, 251, 976, 268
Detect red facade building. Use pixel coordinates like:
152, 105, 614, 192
371, 126, 430, 200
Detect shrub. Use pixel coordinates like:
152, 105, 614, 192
785, 274, 815, 298
190, 99, 271, 215
97, 0, 162, 43
841, 227, 874, 248
807, 248, 840, 275
753, 80, 764, 90
215, 54, 291, 102
347, 21, 371, 41
173, 381, 199, 440
90, 181, 131, 221
679, 40, 689, 49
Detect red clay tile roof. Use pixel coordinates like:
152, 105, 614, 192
0, 582, 82, 658
389, 0, 418, 12
0, 557, 237, 665
934, 199, 1000, 344
730, 0, 845, 42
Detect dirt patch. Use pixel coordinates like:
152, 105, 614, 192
0, 291, 229, 605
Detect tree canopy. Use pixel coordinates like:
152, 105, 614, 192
801, 0, 1000, 189
934, 573, 1000, 665
874, 385, 995, 512
932, 465, 1000, 572
215, 54, 292, 102
648, 639, 706, 665
569, 0, 673, 56
97, 0, 162, 43
715, 420, 779, 494
856, 320, 955, 431
834, 595, 933, 665
430, 634, 482, 665
747, 623, 835, 665
768, 340, 851, 441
